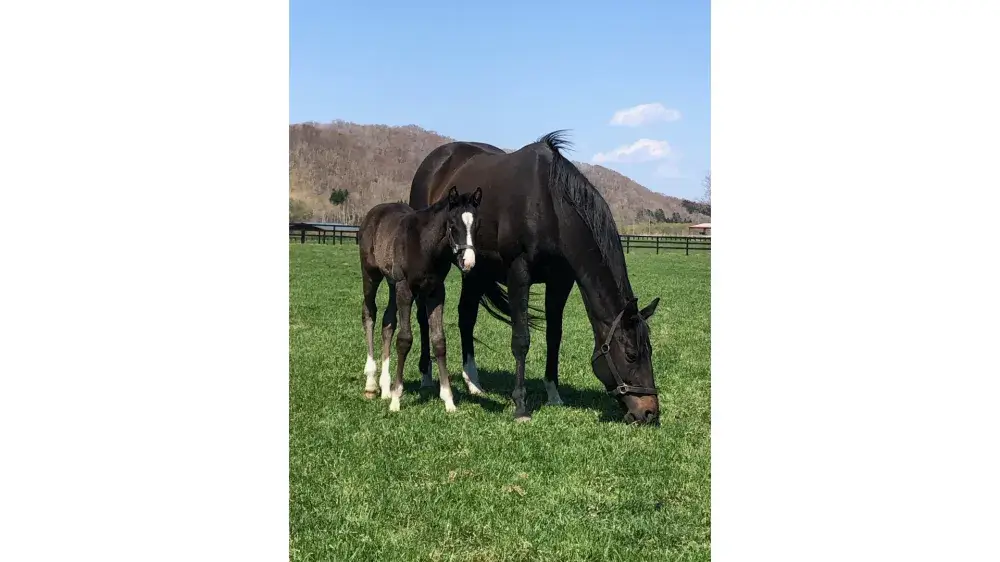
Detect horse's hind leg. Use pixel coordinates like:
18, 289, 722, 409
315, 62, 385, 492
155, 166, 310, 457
361, 267, 382, 398
379, 281, 398, 399
507, 258, 533, 421
415, 295, 434, 388
390, 282, 415, 412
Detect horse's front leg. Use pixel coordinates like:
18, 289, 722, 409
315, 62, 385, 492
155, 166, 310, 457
507, 258, 532, 421
426, 283, 457, 412
543, 276, 574, 406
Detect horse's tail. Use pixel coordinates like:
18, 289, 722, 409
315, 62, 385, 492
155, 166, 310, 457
479, 281, 544, 331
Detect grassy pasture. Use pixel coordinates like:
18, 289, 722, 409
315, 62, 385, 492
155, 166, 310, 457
289, 244, 711, 561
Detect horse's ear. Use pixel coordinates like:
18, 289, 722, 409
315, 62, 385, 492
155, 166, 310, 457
472, 187, 483, 207
639, 297, 660, 320
447, 185, 459, 206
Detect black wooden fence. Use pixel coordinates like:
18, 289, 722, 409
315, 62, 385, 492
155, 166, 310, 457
289, 222, 710, 255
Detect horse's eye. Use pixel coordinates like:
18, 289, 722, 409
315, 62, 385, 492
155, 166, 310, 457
624, 341, 639, 363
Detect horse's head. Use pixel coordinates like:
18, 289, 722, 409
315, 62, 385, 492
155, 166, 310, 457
445, 185, 483, 273
592, 297, 662, 425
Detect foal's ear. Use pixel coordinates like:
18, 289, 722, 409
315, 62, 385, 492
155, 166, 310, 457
447, 185, 459, 206
472, 186, 483, 207
639, 297, 660, 320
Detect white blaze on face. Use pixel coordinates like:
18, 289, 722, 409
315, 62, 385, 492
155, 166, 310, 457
460, 211, 476, 271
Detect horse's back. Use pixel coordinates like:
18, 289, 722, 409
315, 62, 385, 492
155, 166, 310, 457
409, 141, 505, 208
359, 202, 411, 274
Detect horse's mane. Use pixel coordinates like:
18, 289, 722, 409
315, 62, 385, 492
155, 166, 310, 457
538, 130, 633, 297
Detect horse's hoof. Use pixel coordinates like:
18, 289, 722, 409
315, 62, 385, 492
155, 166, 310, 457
514, 415, 531, 423
389, 398, 401, 412
364, 390, 378, 399
445, 404, 457, 413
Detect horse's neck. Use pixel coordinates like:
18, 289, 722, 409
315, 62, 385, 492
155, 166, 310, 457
568, 253, 633, 341
410, 207, 448, 253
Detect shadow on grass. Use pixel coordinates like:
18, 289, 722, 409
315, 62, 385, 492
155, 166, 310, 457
396, 367, 626, 422
400, 379, 508, 413
468, 368, 625, 423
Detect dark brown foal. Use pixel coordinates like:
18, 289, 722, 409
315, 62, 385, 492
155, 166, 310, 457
357, 186, 483, 412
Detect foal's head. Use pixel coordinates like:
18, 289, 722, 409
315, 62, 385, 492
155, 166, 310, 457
444, 185, 483, 273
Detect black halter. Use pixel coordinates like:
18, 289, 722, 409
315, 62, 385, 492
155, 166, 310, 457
447, 228, 473, 257
591, 299, 659, 398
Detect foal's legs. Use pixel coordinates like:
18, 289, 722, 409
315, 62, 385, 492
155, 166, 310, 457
361, 267, 382, 398
457, 278, 486, 395
390, 282, 414, 412
426, 283, 457, 412
543, 277, 574, 406
415, 295, 434, 388
379, 281, 398, 399
507, 258, 532, 421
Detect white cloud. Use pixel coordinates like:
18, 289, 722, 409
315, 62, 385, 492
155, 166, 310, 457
592, 139, 672, 164
609, 103, 681, 127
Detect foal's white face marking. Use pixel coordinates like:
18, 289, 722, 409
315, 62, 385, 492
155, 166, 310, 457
460, 211, 476, 272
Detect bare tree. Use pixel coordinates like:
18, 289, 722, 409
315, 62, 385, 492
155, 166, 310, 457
701, 172, 711, 205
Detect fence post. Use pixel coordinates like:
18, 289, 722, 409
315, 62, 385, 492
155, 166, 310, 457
685, 237, 690, 256
655, 237, 660, 254
300, 229, 306, 244
626, 236, 630, 253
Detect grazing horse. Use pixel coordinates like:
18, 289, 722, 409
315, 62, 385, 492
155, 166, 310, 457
358, 186, 483, 412
408, 131, 662, 425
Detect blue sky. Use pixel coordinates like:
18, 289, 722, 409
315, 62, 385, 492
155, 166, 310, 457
290, 0, 710, 200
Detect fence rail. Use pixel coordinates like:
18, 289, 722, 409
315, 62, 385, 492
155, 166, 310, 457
289, 223, 710, 255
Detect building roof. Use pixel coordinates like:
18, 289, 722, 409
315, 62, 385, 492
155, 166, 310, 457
689, 223, 712, 229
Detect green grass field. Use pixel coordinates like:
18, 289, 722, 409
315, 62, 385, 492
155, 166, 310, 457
289, 244, 711, 561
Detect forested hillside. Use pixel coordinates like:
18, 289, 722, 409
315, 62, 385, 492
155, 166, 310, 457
289, 121, 710, 227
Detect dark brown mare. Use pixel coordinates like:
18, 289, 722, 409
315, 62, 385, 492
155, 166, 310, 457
358, 186, 483, 412
408, 131, 662, 425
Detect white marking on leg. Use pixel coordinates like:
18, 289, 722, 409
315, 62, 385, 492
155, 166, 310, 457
545, 380, 564, 405
389, 382, 403, 412
440, 384, 457, 412
462, 357, 484, 395
421, 362, 435, 388
364, 355, 378, 393
460, 212, 476, 271
379, 359, 392, 399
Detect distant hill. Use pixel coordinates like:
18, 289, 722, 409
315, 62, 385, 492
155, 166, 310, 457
289, 121, 710, 227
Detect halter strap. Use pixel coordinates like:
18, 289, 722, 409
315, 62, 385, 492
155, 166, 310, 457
447, 229, 473, 254
592, 298, 659, 397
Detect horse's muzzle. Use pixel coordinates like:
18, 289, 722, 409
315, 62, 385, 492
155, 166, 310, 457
458, 248, 476, 272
